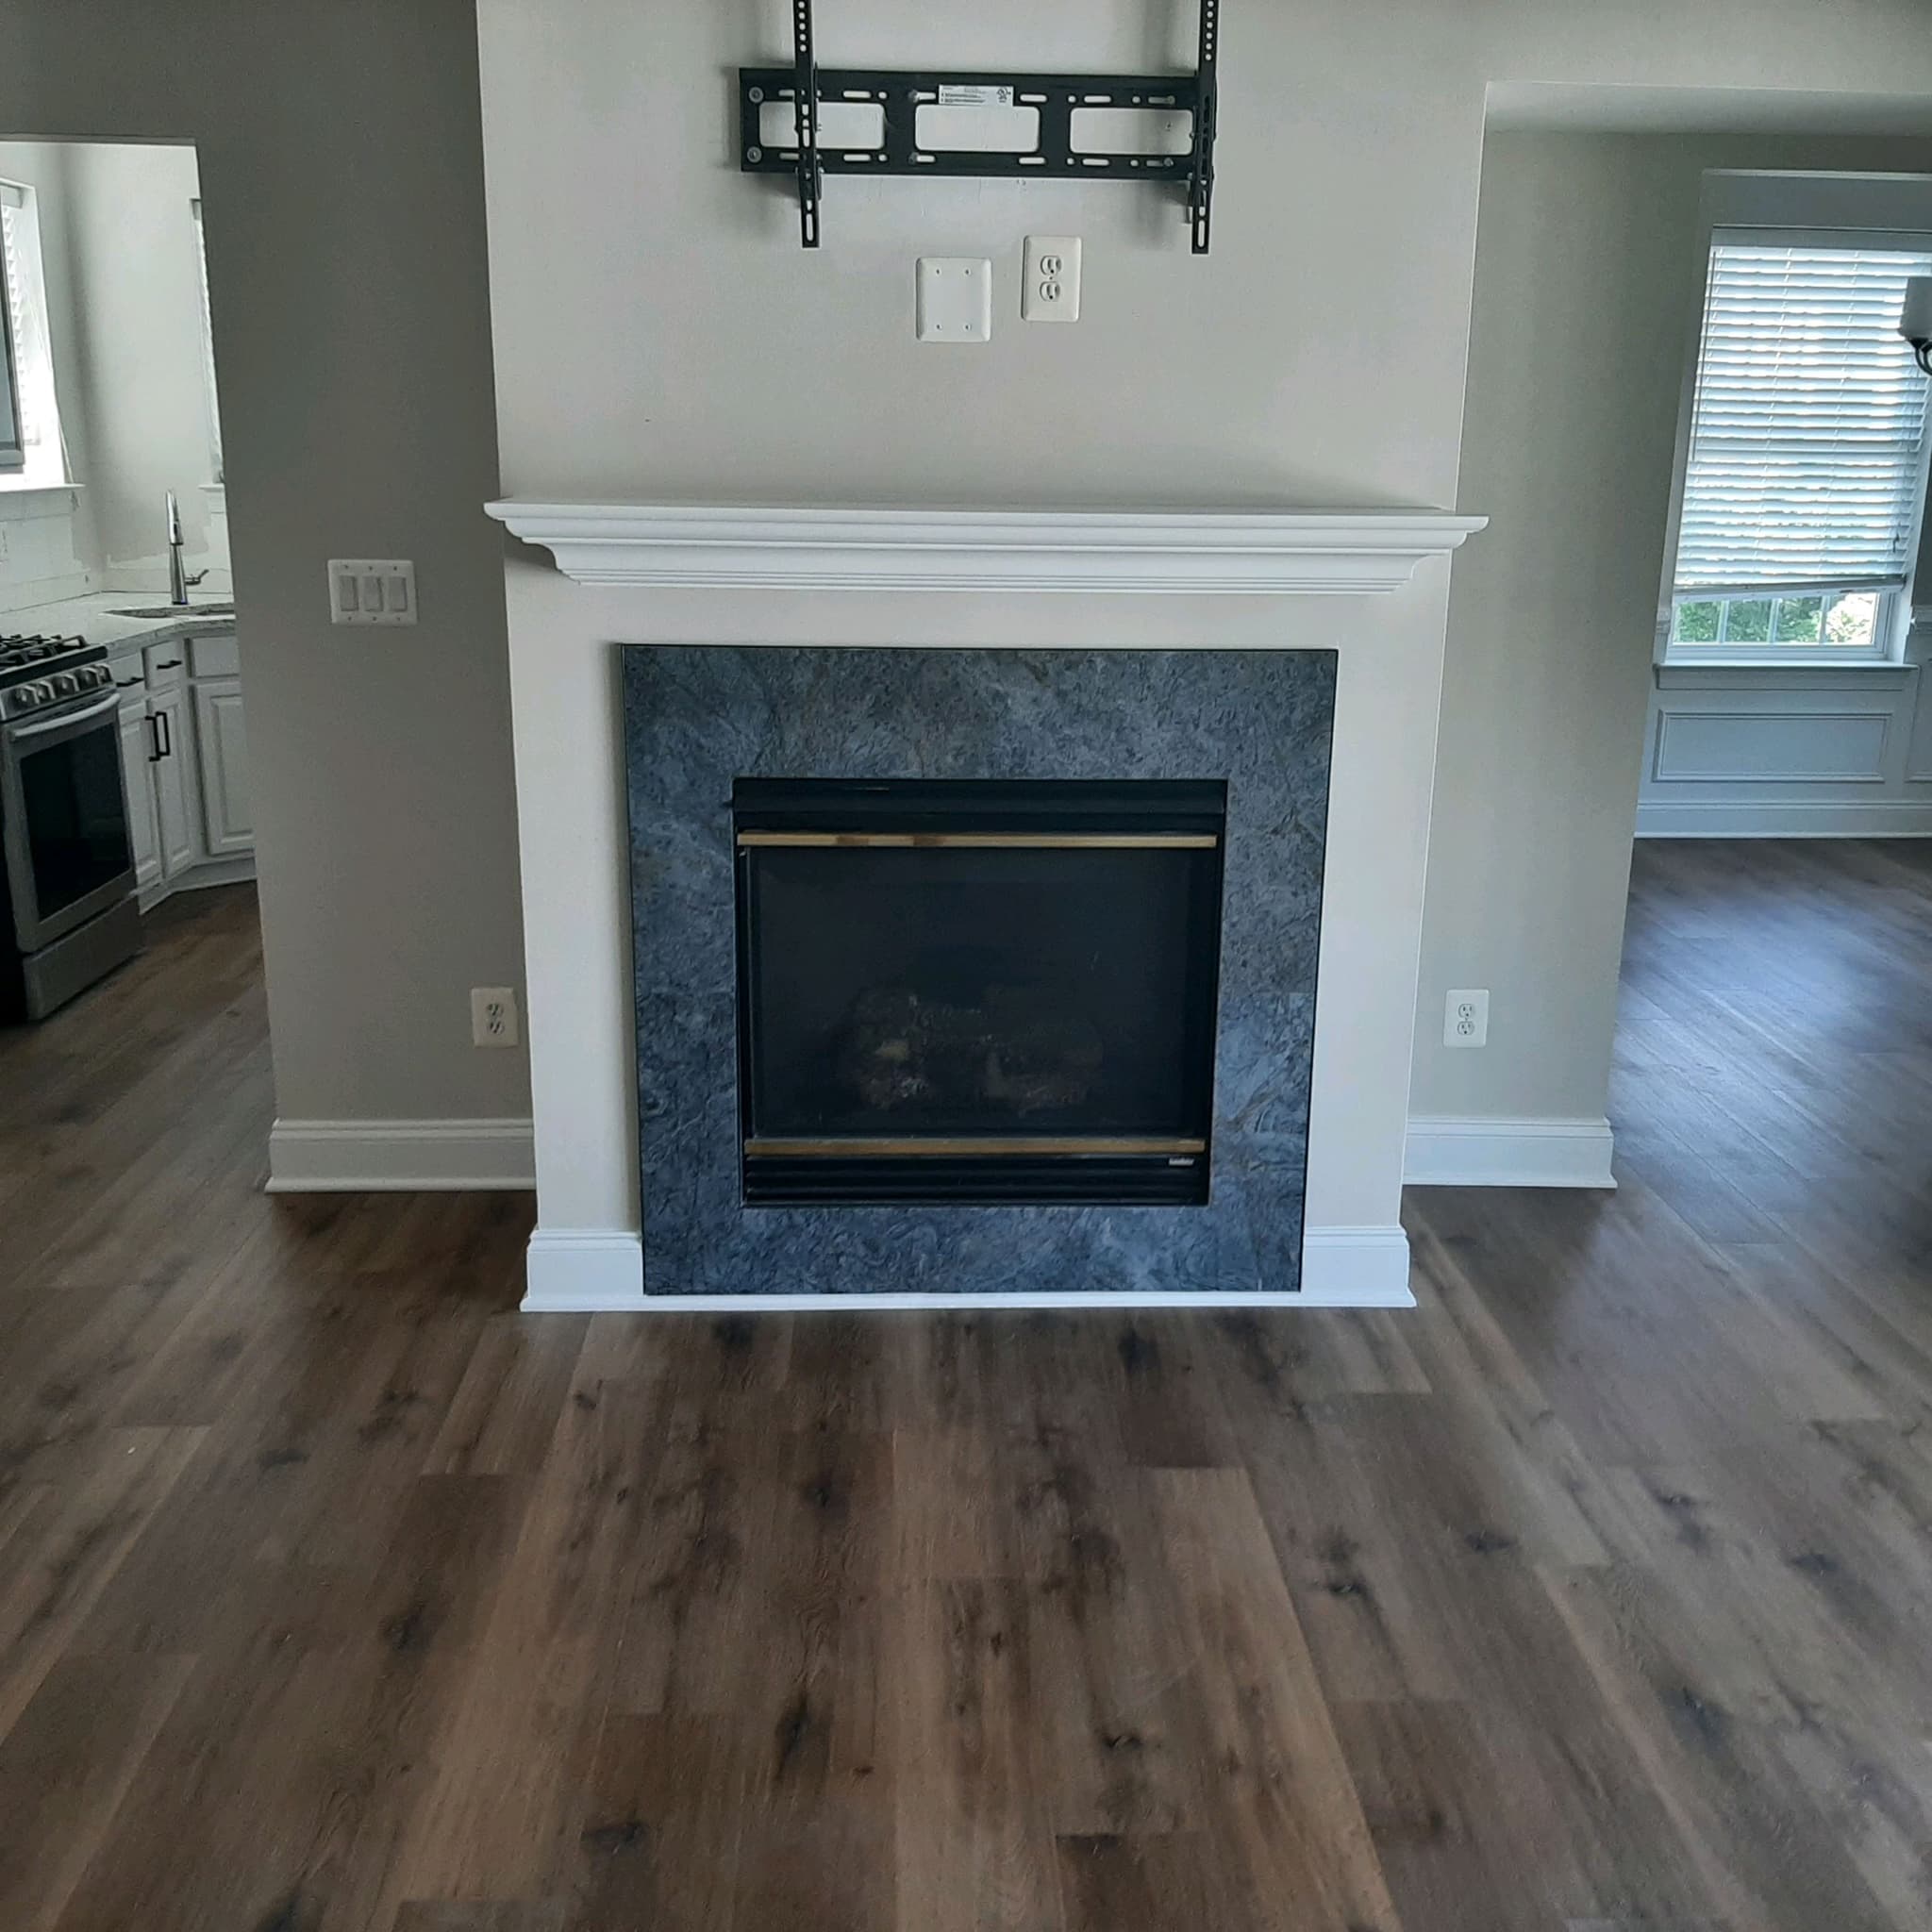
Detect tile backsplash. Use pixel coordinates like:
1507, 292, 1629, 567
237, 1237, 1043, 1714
0, 490, 92, 613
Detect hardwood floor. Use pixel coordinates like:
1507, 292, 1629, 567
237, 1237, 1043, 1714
2, 851, 1931, 1929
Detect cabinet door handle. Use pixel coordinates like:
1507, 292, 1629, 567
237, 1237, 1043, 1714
158, 709, 173, 759
147, 714, 164, 764
154, 658, 184, 672
114, 674, 142, 689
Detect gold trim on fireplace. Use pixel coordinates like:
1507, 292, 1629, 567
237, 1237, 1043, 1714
744, 1136, 1208, 1158
735, 832, 1220, 850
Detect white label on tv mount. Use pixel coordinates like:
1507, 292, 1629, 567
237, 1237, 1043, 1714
936, 84, 1015, 108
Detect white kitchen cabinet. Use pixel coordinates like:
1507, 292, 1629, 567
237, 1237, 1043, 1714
149, 686, 199, 880
111, 631, 248, 908
117, 690, 163, 894
191, 678, 253, 857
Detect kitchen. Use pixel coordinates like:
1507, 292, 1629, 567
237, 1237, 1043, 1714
0, 138, 248, 1023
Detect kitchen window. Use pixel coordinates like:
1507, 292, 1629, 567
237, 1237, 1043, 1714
1665, 234, 1932, 663
191, 198, 223, 485
0, 179, 69, 491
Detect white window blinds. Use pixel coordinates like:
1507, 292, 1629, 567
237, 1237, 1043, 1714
1673, 238, 1932, 595
191, 200, 223, 484
0, 183, 26, 470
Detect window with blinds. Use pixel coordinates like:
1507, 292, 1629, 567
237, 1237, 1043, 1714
1669, 235, 1932, 658
0, 184, 27, 472
0, 179, 68, 491
191, 199, 224, 485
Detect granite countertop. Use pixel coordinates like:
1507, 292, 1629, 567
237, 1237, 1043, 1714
2, 590, 238, 654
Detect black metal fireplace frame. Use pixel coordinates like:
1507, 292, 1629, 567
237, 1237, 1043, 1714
731, 777, 1228, 1208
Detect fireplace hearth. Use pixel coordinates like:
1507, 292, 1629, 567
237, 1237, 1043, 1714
734, 778, 1227, 1206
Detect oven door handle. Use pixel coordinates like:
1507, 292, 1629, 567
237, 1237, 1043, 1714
5, 691, 123, 742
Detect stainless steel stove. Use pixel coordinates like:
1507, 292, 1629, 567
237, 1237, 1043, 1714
0, 628, 140, 1020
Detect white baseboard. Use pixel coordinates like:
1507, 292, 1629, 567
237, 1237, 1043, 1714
1637, 799, 1932, 838
524, 1228, 648, 1309
139, 855, 257, 913
267, 1118, 536, 1192
519, 1224, 1413, 1312
1405, 1114, 1616, 1189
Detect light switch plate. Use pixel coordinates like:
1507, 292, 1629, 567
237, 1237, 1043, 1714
916, 258, 992, 342
1022, 236, 1082, 322
328, 558, 417, 626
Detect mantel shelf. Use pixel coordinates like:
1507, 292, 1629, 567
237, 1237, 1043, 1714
484, 501, 1487, 596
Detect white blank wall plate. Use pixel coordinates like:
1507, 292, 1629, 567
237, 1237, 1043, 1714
916, 258, 992, 342
1023, 236, 1081, 322
328, 558, 417, 625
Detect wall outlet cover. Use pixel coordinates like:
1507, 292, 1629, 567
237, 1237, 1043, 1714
472, 986, 521, 1048
916, 258, 992, 342
1022, 236, 1082, 322
329, 558, 417, 626
1444, 988, 1490, 1049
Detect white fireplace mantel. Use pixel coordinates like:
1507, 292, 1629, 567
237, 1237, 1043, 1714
487, 494, 1489, 1315
485, 501, 1487, 597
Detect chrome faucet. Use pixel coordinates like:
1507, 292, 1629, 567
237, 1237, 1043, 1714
165, 491, 208, 608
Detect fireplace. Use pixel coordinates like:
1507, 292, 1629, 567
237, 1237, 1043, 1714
734, 778, 1227, 1207
617, 643, 1337, 1301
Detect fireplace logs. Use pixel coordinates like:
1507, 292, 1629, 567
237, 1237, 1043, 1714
838, 983, 1104, 1116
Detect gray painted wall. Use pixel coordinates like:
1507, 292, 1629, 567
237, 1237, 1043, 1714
1412, 130, 1932, 1127
0, 0, 527, 1124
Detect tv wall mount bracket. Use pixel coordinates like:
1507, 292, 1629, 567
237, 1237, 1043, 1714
740, 0, 1221, 253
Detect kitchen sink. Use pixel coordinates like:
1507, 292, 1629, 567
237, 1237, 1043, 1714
110, 603, 236, 619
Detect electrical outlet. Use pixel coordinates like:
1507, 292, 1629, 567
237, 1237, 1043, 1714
1022, 236, 1082, 322
471, 986, 520, 1049
1444, 989, 1490, 1049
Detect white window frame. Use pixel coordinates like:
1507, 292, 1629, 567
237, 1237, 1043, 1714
191, 197, 224, 486
0, 177, 71, 492
1657, 174, 1932, 671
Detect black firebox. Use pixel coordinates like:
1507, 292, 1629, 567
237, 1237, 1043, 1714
733, 777, 1227, 1207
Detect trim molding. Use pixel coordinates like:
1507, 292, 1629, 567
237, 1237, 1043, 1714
483, 501, 1487, 596
267, 1118, 536, 1192
1405, 1115, 1617, 1190
520, 1224, 1414, 1312
1636, 799, 1932, 838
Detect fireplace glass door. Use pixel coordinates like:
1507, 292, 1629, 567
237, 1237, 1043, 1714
734, 778, 1226, 1205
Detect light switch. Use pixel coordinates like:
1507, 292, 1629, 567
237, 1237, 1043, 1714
329, 558, 417, 626
916, 258, 992, 342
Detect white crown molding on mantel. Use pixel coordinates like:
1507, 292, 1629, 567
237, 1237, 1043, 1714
484, 501, 1488, 596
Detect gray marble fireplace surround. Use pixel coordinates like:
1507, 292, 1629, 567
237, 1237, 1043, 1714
624, 643, 1336, 1299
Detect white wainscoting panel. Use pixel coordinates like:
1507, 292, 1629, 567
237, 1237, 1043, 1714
1653, 708, 1890, 784
1639, 659, 1932, 836
1405, 1116, 1617, 1189
267, 1118, 537, 1191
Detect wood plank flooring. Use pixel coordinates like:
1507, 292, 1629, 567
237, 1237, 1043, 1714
3, 852, 1931, 1929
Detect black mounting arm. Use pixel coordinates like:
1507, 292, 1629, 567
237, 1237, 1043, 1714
790, 0, 821, 248
741, 0, 1222, 254
1189, 0, 1219, 253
